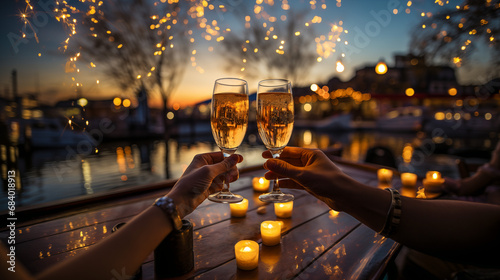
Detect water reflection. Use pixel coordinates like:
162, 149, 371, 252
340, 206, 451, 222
0, 129, 495, 211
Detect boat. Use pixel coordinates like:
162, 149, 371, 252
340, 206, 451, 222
8, 118, 96, 148
376, 106, 424, 132
423, 116, 499, 137
294, 113, 352, 131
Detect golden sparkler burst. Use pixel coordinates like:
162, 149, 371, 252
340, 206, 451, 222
19, 0, 355, 83
21, 0, 496, 80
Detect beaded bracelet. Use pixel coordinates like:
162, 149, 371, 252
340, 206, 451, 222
378, 188, 402, 237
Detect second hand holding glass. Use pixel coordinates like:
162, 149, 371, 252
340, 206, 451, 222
208, 78, 249, 203
257, 79, 295, 203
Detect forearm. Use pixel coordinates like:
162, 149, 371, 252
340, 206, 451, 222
37, 206, 173, 280
392, 198, 500, 265
331, 175, 391, 234
330, 176, 500, 265
457, 165, 497, 196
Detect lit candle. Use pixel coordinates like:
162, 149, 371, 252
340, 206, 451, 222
422, 171, 444, 192
261, 221, 281, 246
274, 201, 293, 218
253, 177, 270, 192
230, 198, 248, 218
400, 172, 417, 188
426, 171, 442, 180
377, 168, 393, 185
234, 240, 259, 270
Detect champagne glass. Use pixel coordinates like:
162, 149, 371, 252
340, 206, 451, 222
257, 79, 295, 203
208, 78, 249, 203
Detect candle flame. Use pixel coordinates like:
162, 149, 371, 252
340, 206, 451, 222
432, 173, 438, 179
241, 246, 252, 252
259, 177, 264, 184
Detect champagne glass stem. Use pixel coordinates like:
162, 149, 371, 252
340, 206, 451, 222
208, 150, 243, 203
270, 153, 281, 193
220, 152, 231, 193
270, 178, 280, 193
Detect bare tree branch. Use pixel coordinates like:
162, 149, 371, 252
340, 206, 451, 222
218, 8, 317, 85
73, 0, 191, 111
410, 0, 500, 71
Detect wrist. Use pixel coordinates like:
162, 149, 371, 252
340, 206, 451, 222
154, 196, 183, 231
442, 178, 460, 194
332, 174, 367, 212
166, 192, 190, 218
478, 163, 500, 181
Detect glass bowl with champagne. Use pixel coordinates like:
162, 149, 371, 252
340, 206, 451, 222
208, 78, 249, 203
257, 79, 294, 203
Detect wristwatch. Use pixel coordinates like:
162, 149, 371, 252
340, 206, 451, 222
154, 196, 183, 231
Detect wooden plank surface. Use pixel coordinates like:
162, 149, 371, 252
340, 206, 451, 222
0, 162, 400, 279
299, 224, 399, 280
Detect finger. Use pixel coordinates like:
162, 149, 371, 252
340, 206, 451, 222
264, 171, 288, 180
276, 178, 305, 190
263, 147, 306, 159
227, 167, 239, 182
209, 176, 224, 193
204, 152, 225, 164
262, 150, 272, 158
263, 158, 303, 178
206, 154, 239, 179
206, 152, 244, 164
279, 147, 312, 159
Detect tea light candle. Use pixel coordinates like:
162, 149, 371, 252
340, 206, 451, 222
234, 240, 259, 270
426, 171, 441, 180
422, 171, 444, 192
230, 198, 248, 218
253, 177, 270, 192
274, 201, 293, 218
377, 168, 393, 185
401, 172, 418, 188
261, 221, 281, 246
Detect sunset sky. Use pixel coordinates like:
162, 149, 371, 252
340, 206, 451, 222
0, 0, 491, 108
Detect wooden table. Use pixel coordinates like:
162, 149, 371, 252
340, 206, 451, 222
1, 159, 404, 280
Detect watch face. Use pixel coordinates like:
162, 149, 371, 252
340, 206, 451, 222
155, 197, 183, 231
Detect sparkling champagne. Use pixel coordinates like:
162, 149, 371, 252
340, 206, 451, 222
257, 92, 294, 152
211, 92, 249, 152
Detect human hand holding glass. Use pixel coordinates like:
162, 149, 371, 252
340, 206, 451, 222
257, 79, 295, 203
208, 78, 249, 203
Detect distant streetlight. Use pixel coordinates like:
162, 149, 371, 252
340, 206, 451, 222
375, 61, 387, 75
336, 60, 344, 72
123, 99, 131, 108
310, 84, 318, 92
448, 88, 457, 96
113, 97, 122, 106
405, 88, 415, 96
77, 98, 88, 107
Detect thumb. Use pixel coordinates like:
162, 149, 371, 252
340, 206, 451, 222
264, 159, 301, 178
207, 154, 239, 178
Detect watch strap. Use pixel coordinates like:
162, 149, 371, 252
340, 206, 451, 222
154, 196, 183, 231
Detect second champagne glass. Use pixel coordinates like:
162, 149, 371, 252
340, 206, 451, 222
208, 78, 249, 203
257, 79, 295, 203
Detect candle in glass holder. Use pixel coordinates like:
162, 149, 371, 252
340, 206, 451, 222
422, 171, 444, 192
234, 240, 259, 270
426, 171, 441, 180
401, 172, 417, 188
377, 168, 393, 185
261, 221, 281, 246
252, 177, 270, 192
230, 198, 248, 218
274, 201, 293, 218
